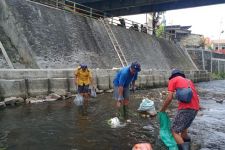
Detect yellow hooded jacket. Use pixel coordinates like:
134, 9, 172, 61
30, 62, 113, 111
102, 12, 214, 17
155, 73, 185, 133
74, 67, 92, 86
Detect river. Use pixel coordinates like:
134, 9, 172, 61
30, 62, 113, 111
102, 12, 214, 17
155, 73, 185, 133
0, 80, 225, 150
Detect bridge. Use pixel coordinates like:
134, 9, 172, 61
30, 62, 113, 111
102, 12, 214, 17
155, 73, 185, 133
70, 0, 225, 16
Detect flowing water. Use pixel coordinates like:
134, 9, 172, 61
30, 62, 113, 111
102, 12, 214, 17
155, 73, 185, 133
191, 80, 225, 150
0, 80, 225, 150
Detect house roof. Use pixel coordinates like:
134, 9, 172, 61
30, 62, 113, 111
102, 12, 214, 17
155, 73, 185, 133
165, 25, 192, 30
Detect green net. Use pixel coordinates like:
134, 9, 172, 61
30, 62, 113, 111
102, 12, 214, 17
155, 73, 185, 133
157, 112, 178, 150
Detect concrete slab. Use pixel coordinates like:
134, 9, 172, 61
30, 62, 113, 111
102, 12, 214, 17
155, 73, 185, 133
97, 75, 110, 90
28, 78, 48, 97
0, 79, 26, 98
49, 78, 68, 95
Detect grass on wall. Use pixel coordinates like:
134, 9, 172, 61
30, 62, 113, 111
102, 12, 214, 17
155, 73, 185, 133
211, 72, 225, 80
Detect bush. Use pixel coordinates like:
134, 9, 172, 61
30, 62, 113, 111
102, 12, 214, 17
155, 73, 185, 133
211, 72, 225, 80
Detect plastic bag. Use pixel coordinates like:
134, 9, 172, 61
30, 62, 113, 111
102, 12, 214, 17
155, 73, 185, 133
138, 98, 156, 112
157, 112, 178, 150
73, 94, 83, 106
91, 87, 97, 98
107, 117, 120, 128
107, 117, 126, 128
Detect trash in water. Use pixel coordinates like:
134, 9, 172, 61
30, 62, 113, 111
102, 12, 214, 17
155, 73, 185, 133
143, 125, 154, 131
138, 98, 157, 116
73, 94, 83, 106
90, 87, 97, 98
126, 119, 131, 123
107, 117, 126, 128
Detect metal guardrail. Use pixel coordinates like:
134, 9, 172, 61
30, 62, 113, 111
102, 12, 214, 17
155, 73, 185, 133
30, 0, 174, 40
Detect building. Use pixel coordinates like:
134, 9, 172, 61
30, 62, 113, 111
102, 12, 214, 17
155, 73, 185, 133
165, 25, 192, 41
212, 39, 225, 51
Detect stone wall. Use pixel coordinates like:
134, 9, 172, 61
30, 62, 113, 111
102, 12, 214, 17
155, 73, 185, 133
0, 69, 210, 100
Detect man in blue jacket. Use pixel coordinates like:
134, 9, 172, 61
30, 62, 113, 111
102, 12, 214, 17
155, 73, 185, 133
113, 61, 141, 120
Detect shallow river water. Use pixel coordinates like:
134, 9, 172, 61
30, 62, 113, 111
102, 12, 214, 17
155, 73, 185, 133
0, 80, 225, 150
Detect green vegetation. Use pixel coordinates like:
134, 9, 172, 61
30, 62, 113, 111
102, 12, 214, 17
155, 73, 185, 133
211, 72, 225, 80
156, 24, 165, 38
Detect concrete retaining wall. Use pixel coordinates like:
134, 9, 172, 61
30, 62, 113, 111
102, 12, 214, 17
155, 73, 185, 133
27, 78, 48, 97
0, 69, 210, 99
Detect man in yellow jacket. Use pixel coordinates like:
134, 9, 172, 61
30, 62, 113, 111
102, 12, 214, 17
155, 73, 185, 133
74, 64, 93, 114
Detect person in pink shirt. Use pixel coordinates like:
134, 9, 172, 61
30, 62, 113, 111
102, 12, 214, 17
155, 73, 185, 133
160, 69, 200, 150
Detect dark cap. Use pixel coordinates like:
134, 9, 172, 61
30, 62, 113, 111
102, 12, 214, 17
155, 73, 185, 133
80, 64, 87, 68
169, 69, 185, 80
131, 61, 141, 72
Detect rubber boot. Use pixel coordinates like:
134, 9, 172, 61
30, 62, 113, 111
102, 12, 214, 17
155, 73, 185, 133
177, 142, 190, 150
123, 105, 128, 120
117, 106, 123, 120
183, 137, 191, 142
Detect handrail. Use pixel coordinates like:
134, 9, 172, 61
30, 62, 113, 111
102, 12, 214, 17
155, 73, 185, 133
30, 0, 174, 40
100, 18, 128, 67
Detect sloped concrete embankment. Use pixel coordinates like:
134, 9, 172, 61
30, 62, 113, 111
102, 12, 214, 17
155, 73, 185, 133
0, 69, 209, 100
0, 0, 39, 68
0, 0, 120, 69
0, 25, 28, 69
0, 0, 197, 70
112, 26, 197, 70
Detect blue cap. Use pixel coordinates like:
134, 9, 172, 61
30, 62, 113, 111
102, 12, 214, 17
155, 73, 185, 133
169, 69, 185, 80
171, 69, 182, 76
80, 64, 87, 68
131, 61, 141, 72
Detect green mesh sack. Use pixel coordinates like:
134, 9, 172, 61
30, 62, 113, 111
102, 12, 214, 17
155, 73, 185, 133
157, 112, 178, 150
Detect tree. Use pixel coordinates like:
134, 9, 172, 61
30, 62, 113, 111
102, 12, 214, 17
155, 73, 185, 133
152, 12, 163, 35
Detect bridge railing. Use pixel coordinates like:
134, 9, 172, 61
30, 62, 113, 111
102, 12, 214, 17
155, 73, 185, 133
30, 0, 174, 40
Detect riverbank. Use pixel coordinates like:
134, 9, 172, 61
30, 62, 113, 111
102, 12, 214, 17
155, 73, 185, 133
0, 69, 209, 100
